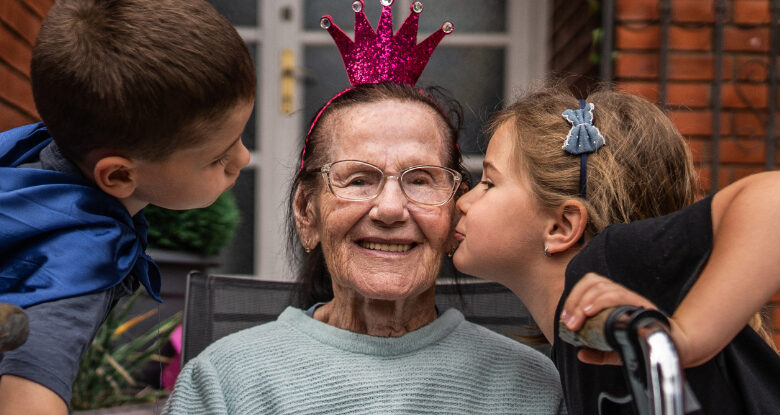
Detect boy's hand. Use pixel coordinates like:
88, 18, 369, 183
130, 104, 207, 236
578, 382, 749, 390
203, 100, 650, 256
560, 273, 658, 365
0, 303, 28, 353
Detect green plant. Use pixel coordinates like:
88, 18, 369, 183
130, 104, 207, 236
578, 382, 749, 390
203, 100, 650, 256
144, 191, 241, 256
71, 291, 181, 410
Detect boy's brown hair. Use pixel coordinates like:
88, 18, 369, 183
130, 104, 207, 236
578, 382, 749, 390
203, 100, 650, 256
31, 0, 256, 165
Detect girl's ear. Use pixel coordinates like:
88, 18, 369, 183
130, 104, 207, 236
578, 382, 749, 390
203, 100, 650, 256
543, 199, 588, 256
92, 156, 137, 199
293, 186, 320, 250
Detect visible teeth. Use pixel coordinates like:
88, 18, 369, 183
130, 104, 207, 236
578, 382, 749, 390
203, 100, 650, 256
359, 241, 412, 252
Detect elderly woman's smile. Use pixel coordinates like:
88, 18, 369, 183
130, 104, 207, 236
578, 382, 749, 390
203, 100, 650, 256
357, 239, 416, 253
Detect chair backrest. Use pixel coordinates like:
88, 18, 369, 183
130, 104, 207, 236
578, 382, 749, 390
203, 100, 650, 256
182, 272, 537, 366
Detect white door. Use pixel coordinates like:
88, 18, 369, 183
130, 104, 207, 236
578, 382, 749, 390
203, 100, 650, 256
208, 0, 549, 279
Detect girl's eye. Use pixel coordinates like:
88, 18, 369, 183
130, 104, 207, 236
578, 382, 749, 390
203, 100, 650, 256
480, 180, 494, 190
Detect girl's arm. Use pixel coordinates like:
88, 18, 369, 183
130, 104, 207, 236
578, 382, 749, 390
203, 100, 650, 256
562, 171, 780, 367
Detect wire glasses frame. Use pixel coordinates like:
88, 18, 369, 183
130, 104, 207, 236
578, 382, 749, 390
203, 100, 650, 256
318, 160, 462, 206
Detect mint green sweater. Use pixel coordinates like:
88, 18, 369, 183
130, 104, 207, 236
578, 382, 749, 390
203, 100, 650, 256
164, 307, 566, 414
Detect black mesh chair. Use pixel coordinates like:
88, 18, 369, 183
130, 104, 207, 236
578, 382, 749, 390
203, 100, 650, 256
182, 272, 538, 366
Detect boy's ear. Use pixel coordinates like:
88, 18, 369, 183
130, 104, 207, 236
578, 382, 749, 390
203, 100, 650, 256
293, 186, 320, 250
543, 199, 588, 256
92, 156, 138, 199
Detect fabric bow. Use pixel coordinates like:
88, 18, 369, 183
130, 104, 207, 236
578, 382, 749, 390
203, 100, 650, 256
561, 102, 605, 155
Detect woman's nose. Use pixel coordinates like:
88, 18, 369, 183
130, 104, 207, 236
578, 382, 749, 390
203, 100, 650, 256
369, 178, 409, 224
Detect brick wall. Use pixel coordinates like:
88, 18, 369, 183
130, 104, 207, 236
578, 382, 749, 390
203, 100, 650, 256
612, 0, 779, 349
0, 0, 54, 132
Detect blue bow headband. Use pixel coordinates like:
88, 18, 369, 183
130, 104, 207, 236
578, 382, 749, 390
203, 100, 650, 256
561, 100, 605, 201
562, 101, 605, 156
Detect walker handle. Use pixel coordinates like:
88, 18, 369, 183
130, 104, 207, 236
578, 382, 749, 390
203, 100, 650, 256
558, 306, 694, 415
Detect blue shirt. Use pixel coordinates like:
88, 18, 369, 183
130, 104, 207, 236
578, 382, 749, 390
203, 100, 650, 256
0, 123, 161, 307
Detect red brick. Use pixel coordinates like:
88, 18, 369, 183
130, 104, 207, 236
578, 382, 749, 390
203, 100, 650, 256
666, 83, 710, 107
19, 0, 55, 20
0, 100, 36, 131
0, 0, 43, 46
732, 56, 772, 82
0, 25, 32, 76
0, 63, 36, 116
721, 84, 768, 109
670, 25, 712, 51
616, 81, 659, 102
724, 27, 771, 53
668, 54, 733, 81
616, 25, 660, 50
616, 24, 712, 51
672, 0, 716, 23
734, 111, 780, 136
616, 81, 710, 109
719, 139, 767, 163
617, 0, 717, 23
615, 53, 658, 79
773, 333, 780, 351
669, 111, 714, 136
773, 289, 780, 302
733, 0, 771, 24
617, 0, 660, 21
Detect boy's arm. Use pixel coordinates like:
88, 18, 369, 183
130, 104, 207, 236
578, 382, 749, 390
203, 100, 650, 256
562, 171, 780, 367
0, 375, 67, 415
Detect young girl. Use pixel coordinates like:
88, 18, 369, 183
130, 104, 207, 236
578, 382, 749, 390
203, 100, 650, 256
452, 84, 780, 414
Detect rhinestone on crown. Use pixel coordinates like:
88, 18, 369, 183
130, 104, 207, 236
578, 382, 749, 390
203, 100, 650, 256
320, 0, 454, 86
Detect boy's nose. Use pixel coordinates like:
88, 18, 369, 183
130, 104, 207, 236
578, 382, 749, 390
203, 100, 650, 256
235, 141, 251, 171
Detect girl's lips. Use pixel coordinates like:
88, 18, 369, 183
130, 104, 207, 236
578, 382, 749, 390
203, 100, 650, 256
453, 231, 464, 242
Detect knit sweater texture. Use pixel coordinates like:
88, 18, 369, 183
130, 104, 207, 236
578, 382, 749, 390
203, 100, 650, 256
164, 306, 566, 414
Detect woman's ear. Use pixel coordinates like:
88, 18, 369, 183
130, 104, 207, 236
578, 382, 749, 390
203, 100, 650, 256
293, 185, 320, 250
543, 199, 588, 256
92, 156, 137, 199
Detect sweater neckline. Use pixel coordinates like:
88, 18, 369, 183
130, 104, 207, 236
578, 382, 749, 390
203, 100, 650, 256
278, 306, 464, 356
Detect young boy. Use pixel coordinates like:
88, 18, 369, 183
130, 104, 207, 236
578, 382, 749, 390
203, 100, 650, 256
0, 0, 255, 413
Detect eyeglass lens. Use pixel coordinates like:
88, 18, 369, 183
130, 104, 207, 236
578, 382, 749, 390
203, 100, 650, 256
327, 161, 457, 205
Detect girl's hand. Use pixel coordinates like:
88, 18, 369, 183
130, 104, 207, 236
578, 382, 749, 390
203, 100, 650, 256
561, 273, 659, 365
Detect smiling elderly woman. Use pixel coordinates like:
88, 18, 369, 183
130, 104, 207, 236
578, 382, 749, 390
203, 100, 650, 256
163, 83, 566, 415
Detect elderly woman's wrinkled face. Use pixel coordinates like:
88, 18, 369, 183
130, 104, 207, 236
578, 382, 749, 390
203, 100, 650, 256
305, 100, 455, 301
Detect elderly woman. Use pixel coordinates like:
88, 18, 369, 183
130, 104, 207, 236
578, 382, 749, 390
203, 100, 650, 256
165, 1, 565, 413
163, 82, 566, 414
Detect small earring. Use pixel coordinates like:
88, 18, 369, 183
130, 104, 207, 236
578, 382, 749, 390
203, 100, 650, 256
544, 246, 552, 257
304, 246, 311, 253
447, 251, 454, 258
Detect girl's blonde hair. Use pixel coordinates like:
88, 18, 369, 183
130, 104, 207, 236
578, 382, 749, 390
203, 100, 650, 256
490, 83, 698, 237
496, 82, 777, 351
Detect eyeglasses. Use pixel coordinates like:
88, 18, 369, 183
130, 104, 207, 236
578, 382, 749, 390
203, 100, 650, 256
319, 160, 462, 206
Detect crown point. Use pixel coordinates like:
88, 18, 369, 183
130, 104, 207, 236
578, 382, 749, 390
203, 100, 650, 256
441, 21, 454, 34
320, 16, 332, 29
380, 0, 394, 6
351, 1, 363, 13
412, 1, 423, 13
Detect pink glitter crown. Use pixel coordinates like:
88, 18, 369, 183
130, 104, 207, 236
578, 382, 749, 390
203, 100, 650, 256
320, 0, 454, 86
